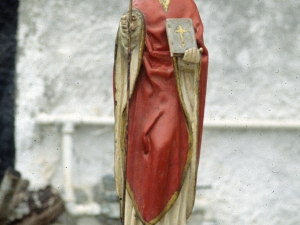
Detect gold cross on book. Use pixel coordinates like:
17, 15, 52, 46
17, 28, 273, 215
175, 25, 188, 47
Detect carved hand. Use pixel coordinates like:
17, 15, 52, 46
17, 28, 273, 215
121, 14, 139, 34
182, 47, 203, 64
119, 12, 142, 50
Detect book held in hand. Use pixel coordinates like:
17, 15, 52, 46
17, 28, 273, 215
166, 18, 197, 57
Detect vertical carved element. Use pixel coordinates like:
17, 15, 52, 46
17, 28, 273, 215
159, 0, 170, 12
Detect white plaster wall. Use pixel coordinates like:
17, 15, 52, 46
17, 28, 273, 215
194, 1, 300, 224
16, 0, 127, 189
15, 0, 300, 224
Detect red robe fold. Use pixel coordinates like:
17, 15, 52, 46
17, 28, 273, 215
125, 0, 208, 223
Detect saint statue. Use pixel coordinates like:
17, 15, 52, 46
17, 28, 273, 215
113, 0, 208, 224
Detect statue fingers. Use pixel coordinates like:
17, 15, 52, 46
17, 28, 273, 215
192, 48, 198, 63
182, 48, 201, 63
192, 47, 197, 55
120, 20, 128, 34
191, 48, 200, 63
194, 49, 200, 63
187, 48, 195, 62
199, 47, 203, 54
188, 48, 195, 62
121, 15, 128, 26
183, 49, 192, 63
183, 49, 189, 62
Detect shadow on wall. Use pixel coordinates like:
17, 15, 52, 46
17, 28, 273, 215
0, 0, 19, 182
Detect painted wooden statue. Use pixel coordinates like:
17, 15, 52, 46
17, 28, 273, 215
113, 0, 208, 224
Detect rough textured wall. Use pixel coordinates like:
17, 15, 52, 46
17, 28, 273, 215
16, 0, 127, 188
196, 1, 300, 224
200, 1, 300, 120
198, 129, 300, 225
16, 0, 300, 224
0, 0, 18, 182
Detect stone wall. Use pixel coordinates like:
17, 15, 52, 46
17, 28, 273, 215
16, 0, 300, 224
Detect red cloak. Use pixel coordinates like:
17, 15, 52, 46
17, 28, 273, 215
123, 0, 208, 223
